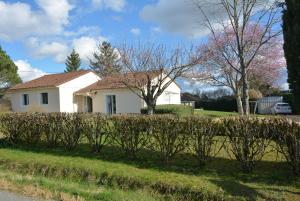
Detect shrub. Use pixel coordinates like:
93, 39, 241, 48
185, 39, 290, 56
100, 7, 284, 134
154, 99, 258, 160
111, 115, 151, 158
149, 115, 189, 164
0, 113, 26, 143
186, 117, 221, 166
271, 118, 300, 176
2, 112, 300, 177
195, 97, 237, 112
0, 98, 11, 113
60, 113, 84, 150
83, 114, 110, 153
43, 113, 64, 147
222, 117, 271, 173
141, 105, 194, 116
21, 113, 45, 145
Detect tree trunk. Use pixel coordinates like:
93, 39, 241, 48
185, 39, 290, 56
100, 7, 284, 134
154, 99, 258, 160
147, 104, 156, 115
242, 68, 250, 115
235, 93, 244, 115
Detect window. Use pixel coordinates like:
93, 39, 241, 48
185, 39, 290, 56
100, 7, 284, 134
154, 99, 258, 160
41, 93, 48, 104
106, 95, 116, 114
22, 94, 29, 106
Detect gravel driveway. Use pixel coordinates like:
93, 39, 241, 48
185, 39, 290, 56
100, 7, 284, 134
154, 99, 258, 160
0, 191, 43, 201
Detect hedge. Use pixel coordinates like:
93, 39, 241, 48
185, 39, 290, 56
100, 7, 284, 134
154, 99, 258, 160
0, 113, 299, 175
141, 104, 194, 116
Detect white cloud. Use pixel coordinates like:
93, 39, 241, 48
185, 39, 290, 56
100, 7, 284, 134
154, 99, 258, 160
0, 0, 73, 41
130, 28, 141, 36
141, 0, 279, 38
25, 35, 108, 64
14, 60, 46, 82
63, 26, 102, 37
141, 0, 205, 38
26, 38, 69, 63
72, 36, 107, 62
151, 27, 162, 33
91, 0, 126, 11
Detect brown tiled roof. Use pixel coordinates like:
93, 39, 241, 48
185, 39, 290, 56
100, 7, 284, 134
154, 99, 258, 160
76, 71, 161, 94
181, 93, 201, 102
8, 70, 92, 92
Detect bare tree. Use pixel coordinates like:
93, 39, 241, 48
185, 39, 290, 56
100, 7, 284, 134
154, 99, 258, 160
117, 43, 199, 114
193, 0, 282, 115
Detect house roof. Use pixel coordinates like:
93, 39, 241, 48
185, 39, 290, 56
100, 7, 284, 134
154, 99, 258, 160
76, 71, 162, 94
181, 93, 201, 102
8, 70, 92, 92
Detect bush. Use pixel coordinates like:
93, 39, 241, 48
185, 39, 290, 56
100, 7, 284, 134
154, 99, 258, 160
186, 117, 221, 166
111, 115, 151, 158
270, 118, 300, 176
195, 97, 237, 112
60, 113, 84, 150
21, 113, 45, 145
43, 113, 64, 147
1, 112, 300, 176
141, 105, 194, 116
83, 114, 111, 153
0, 113, 27, 143
149, 115, 189, 164
222, 117, 271, 173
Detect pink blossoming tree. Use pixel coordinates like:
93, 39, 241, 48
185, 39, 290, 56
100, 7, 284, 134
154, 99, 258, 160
194, 24, 285, 114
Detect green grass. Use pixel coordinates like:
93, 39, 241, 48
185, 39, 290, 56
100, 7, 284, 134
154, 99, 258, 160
145, 105, 238, 117
193, 109, 238, 117
0, 168, 162, 201
0, 142, 299, 201
142, 105, 194, 116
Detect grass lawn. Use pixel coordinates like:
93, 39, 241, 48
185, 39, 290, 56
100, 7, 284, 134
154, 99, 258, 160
0, 168, 162, 201
0, 142, 299, 201
193, 109, 238, 117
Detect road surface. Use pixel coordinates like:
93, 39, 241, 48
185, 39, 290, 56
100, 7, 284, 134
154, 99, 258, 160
0, 191, 42, 201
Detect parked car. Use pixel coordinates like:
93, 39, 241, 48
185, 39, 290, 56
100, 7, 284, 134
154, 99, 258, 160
271, 102, 292, 115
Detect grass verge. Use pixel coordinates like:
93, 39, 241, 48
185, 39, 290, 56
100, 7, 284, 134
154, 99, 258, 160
0, 168, 163, 201
0, 143, 299, 201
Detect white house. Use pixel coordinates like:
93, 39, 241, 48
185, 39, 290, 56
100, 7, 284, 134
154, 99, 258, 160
7, 70, 181, 114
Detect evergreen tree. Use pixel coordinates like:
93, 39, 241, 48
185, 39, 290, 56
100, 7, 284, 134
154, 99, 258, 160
0, 46, 21, 97
283, 0, 300, 113
89, 41, 121, 77
65, 49, 81, 72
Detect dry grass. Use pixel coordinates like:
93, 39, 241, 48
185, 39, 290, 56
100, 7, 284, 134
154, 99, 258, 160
0, 178, 84, 201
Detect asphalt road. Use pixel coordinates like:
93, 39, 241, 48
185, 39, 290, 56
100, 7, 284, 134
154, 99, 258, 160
0, 191, 42, 201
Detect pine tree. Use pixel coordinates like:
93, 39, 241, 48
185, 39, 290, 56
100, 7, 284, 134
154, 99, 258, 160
89, 41, 121, 77
65, 49, 81, 72
283, 0, 300, 113
0, 46, 21, 97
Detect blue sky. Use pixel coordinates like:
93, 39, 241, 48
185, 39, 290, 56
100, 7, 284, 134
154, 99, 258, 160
0, 0, 288, 91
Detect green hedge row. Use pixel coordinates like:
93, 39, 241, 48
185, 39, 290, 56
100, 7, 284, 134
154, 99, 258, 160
141, 104, 194, 116
0, 113, 299, 175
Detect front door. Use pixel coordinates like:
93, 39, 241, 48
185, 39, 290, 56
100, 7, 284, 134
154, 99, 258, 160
106, 95, 116, 114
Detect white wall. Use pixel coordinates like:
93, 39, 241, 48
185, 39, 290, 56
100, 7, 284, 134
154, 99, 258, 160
156, 79, 181, 105
93, 89, 142, 114
143, 75, 181, 107
92, 76, 181, 114
58, 72, 100, 112
10, 88, 60, 112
